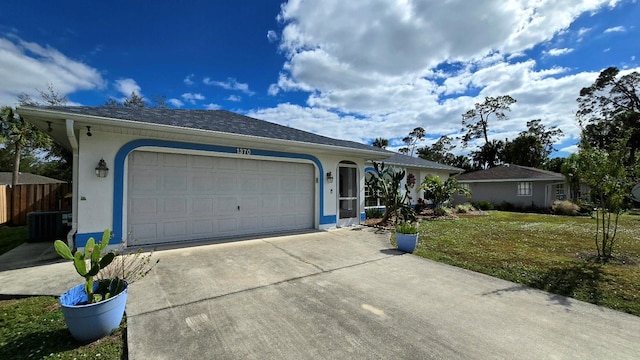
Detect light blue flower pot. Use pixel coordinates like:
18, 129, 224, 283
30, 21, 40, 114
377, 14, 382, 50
396, 233, 418, 253
60, 281, 128, 343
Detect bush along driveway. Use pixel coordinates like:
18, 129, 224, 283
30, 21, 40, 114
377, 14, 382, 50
413, 211, 640, 316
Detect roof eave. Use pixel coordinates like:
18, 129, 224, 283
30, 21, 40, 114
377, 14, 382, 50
17, 106, 390, 159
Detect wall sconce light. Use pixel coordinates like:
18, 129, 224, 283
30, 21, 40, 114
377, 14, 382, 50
326, 171, 334, 183
86, 126, 92, 136
95, 158, 109, 178
46, 121, 53, 132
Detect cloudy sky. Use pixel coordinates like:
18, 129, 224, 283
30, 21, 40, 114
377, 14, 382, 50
1, 0, 638, 157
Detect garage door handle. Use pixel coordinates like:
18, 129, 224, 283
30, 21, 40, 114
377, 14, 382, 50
237, 205, 240, 211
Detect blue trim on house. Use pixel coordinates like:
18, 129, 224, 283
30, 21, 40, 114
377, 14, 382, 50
75, 232, 109, 248
111, 139, 328, 242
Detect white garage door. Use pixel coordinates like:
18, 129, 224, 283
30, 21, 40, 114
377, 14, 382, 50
127, 151, 315, 245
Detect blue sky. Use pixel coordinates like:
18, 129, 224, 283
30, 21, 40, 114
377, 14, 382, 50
1, 0, 639, 157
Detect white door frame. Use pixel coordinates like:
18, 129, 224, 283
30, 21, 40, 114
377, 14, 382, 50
336, 163, 359, 227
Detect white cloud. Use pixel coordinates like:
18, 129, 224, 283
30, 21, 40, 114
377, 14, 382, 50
267, 30, 278, 43
0, 35, 105, 105
604, 26, 625, 33
203, 77, 255, 95
205, 103, 221, 110
545, 48, 574, 56
168, 98, 184, 107
115, 78, 142, 97
184, 74, 194, 85
258, 0, 629, 154
226, 95, 241, 102
181, 92, 205, 104
559, 144, 579, 154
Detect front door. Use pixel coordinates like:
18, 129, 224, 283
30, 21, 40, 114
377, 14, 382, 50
337, 165, 359, 227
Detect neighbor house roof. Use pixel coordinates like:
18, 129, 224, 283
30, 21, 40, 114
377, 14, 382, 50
370, 153, 463, 173
0, 172, 65, 185
18, 106, 389, 156
455, 164, 565, 182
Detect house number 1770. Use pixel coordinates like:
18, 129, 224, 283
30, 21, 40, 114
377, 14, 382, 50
236, 148, 251, 155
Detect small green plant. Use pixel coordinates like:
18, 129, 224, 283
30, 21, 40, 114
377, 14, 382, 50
473, 201, 494, 210
365, 208, 384, 219
54, 229, 125, 304
394, 221, 418, 234
456, 203, 475, 213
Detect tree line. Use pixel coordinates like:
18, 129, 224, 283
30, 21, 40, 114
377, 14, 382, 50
373, 94, 564, 172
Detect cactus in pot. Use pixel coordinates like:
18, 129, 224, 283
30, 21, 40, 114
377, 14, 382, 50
54, 229, 125, 304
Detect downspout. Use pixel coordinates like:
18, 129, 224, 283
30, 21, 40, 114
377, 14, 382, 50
65, 119, 79, 249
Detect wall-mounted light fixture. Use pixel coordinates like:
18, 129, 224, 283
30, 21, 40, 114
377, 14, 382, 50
86, 126, 92, 136
46, 121, 53, 132
95, 158, 109, 178
326, 171, 334, 183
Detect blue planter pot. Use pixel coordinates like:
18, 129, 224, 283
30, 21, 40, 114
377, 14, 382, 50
396, 233, 418, 253
60, 281, 128, 343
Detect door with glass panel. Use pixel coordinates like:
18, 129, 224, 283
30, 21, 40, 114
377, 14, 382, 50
337, 164, 359, 227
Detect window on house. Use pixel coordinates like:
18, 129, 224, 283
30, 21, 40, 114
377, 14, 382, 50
555, 184, 565, 200
365, 174, 382, 207
517, 181, 532, 196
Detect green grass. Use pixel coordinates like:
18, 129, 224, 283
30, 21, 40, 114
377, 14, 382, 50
0, 225, 27, 256
413, 211, 640, 316
0, 296, 126, 359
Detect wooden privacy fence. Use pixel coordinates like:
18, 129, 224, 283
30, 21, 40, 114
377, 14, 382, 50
0, 185, 8, 225
1, 183, 71, 226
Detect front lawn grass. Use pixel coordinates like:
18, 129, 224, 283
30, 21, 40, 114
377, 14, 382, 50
0, 225, 27, 256
413, 211, 640, 316
0, 296, 126, 359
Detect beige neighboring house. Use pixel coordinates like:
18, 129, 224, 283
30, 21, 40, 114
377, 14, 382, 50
452, 164, 568, 208
0, 172, 65, 185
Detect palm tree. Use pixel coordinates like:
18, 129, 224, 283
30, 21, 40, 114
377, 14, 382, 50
372, 137, 389, 149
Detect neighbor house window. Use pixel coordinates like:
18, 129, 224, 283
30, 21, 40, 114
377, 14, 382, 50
517, 181, 532, 196
555, 184, 565, 200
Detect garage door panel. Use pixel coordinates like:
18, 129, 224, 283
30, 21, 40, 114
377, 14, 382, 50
131, 151, 158, 166
128, 151, 314, 245
164, 198, 187, 214
163, 153, 187, 167
192, 220, 213, 235
192, 176, 214, 191
131, 198, 158, 215
192, 156, 214, 168
130, 223, 158, 240
191, 198, 213, 213
131, 174, 159, 192
164, 175, 188, 191
163, 221, 187, 237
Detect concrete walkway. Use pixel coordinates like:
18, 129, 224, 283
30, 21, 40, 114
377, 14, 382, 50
2, 227, 640, 359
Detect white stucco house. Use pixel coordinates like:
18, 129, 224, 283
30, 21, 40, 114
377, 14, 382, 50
17, 106, 393, 249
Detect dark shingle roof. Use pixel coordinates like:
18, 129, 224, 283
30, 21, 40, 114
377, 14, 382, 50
372, 153, 463, 173
29, 106, 388, 154
0, 172, 65, 185
455, 164, 564, 181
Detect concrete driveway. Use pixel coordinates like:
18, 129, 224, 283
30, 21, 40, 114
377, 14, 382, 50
124, 227, 640, 359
